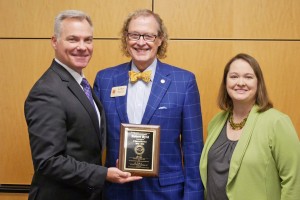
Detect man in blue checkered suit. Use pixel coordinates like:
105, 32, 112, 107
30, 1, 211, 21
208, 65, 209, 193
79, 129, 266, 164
93, 9, 204, 200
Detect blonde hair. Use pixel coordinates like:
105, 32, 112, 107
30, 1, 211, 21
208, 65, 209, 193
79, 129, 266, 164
120, 9, 168, 59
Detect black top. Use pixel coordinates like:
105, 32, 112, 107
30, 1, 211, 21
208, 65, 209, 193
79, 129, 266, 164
206, 123, 238, 200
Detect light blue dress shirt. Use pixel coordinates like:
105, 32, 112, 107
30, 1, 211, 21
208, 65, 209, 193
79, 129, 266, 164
127, 59, 157, 124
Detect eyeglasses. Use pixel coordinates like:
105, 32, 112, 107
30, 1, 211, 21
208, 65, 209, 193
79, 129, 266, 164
127, 33, 157, 42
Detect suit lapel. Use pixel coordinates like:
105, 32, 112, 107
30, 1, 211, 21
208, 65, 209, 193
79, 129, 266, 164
51, 61, 102, 147
113, 63, 131, 123
141, 61, 171, 124
93, 91, 106, 151
227, 105, 260, 186
68, 81, 101, 133
200, 112, 228, 188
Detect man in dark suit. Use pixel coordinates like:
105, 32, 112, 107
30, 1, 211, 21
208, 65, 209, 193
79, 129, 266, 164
24, 10, 141, 200
93, 9, 204, 200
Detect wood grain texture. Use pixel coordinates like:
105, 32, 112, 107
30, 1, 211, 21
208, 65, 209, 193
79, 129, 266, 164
155, 0, 300, 39
0, 2, 299, 198
0, 0, 152, 38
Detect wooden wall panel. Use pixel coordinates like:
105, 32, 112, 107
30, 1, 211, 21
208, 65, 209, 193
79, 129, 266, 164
1, 1, 299, 199
0, 193, 28, 200
164, 40, 300, 139
86, 40, 129, 82
0, 0, 152, 38
0, 39, 50, 184
155, 0, 300, 39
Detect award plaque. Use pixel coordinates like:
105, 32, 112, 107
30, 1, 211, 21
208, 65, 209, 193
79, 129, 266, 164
119, 123, 160, 177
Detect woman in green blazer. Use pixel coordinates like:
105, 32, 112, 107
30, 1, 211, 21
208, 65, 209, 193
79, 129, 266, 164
200, 53, 300, 200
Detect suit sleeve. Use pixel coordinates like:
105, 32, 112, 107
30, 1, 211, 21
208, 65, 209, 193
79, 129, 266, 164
271, 115, 300, 200
181, 74, 204, 199
24, 82, 107, 192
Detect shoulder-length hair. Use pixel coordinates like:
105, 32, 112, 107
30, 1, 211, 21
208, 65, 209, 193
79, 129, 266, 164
217, 53, 273, 112
120, 9, 168, 59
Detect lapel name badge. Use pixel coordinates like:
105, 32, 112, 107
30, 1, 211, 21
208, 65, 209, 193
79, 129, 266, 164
111, 86, 127, 97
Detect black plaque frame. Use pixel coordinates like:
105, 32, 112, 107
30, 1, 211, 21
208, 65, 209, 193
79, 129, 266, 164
119, 123, 160, 177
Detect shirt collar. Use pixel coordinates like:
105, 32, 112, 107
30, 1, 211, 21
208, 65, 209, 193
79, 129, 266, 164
131, 58, 157, 81
55, 58, 85, 85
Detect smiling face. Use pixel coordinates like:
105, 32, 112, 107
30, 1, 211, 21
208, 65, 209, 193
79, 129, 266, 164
126, 16, 162, 71
51, 18, 93, 74
226, 59, 258, 106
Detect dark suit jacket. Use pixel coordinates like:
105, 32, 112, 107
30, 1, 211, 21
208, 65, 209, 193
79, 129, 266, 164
24, 60, 107, 200
94, 60, 204, 200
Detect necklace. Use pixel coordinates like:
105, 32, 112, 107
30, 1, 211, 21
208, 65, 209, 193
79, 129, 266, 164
228, 113, 248, 130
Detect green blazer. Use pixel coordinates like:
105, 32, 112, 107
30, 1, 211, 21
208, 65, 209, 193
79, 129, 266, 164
200, 105, 300, 200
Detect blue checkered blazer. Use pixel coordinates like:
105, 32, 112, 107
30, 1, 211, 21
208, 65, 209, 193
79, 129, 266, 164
93, 60, 204, 200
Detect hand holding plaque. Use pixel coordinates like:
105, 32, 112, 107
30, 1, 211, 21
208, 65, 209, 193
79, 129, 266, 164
118, 124, 160, 177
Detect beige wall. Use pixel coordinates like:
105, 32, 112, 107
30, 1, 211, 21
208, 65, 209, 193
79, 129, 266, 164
1, 0, 299, 199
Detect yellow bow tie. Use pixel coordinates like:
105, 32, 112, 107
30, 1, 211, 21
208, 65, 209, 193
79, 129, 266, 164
129, 70, 152, 83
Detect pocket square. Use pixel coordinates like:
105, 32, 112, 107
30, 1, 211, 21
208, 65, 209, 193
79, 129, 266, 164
158, 106, 167, 110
